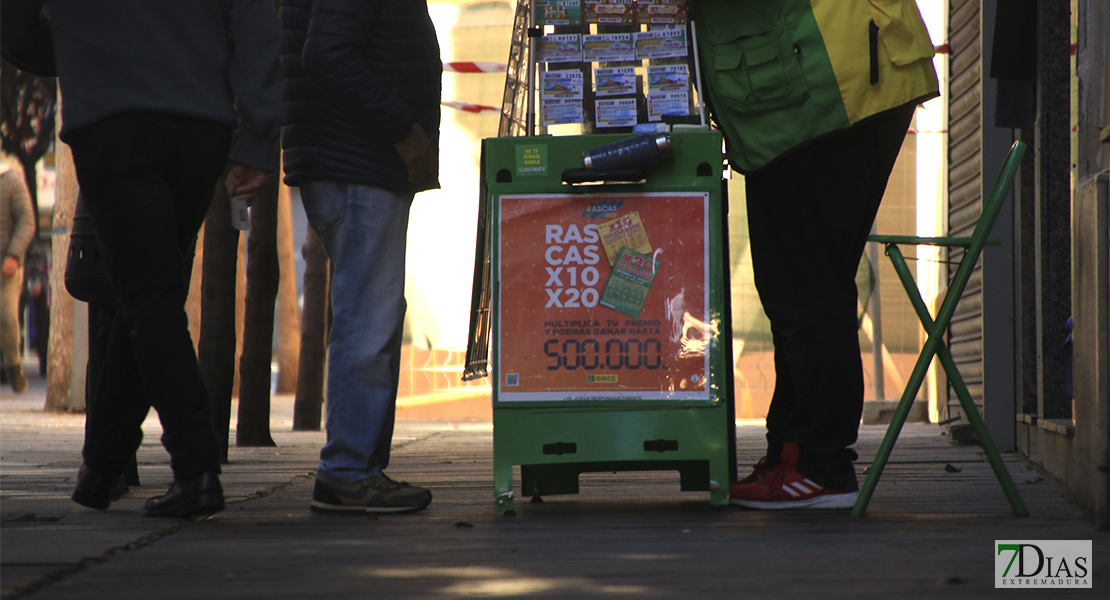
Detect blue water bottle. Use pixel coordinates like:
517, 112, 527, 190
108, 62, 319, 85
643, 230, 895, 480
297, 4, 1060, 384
582, 134, 673, 171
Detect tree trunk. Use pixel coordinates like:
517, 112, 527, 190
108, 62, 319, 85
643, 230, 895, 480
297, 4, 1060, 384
233, 232, 246, 396
274, 181, 300, 393
236, 174, 279, 448
198, 179, 241, 463
45, 137, 77, 412
293, 226, 329, 431
186, 224, 204, 351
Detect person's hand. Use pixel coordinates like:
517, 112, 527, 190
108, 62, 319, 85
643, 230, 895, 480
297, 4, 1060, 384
393, 123, 433, 186
225, 164, 270, 206
1, 256, 17, 279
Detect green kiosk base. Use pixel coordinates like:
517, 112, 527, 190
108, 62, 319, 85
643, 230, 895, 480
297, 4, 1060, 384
482, 131, 736, 512
494, 407, 733, 511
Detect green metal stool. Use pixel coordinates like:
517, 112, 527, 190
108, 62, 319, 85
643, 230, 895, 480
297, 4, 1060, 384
852, 140, 1029, 517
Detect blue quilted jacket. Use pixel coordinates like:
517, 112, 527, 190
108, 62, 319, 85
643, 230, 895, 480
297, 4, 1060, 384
280, 0, 442, 191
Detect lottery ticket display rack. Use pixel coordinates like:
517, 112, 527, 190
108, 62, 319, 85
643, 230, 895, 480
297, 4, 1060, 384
483, 130, 736, 512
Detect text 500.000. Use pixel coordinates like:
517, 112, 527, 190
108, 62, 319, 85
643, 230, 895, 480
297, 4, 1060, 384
544, 338, 663, 370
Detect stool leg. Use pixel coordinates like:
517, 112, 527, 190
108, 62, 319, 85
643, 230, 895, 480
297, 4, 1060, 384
945, 367, 1030, 516
919, 327, 1029, 516
853, 246, 940, 516
854, 244, 1028, 517
888, 245, 1027, 516
852, 345, 933, 516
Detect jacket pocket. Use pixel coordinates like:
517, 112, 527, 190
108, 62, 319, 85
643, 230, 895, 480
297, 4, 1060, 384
707, 28, 809, 115
867, 0, 935, 66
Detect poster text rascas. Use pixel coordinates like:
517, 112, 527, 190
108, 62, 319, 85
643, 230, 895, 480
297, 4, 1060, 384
498, 193, 711, 401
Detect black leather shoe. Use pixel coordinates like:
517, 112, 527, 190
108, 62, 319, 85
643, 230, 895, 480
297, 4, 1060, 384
143, 472, 225, 518
72, 464, 129, 510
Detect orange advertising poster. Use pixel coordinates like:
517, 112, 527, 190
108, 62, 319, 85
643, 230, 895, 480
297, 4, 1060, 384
498, 192, 711, 401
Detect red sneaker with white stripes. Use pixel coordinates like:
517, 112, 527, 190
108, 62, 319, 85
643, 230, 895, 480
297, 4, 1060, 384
729, 442, 858, 510
737, 455, 773, 485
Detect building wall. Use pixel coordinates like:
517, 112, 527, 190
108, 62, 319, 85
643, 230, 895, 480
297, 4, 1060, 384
946, 0, 988, 427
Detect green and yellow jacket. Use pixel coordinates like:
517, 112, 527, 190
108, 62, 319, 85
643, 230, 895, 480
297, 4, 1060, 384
693, 0, 939, 173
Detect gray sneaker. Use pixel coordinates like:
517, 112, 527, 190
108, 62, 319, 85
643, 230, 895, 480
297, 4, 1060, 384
311, 474, 432, 514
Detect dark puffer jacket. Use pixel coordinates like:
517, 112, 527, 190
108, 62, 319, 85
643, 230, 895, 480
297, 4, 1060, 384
280, 0, 442, 191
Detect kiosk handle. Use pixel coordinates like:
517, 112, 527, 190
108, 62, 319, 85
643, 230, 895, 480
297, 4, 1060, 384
561, 168, 645, 185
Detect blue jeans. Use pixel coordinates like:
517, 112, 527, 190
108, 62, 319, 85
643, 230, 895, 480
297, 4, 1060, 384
300, 181, 413, 485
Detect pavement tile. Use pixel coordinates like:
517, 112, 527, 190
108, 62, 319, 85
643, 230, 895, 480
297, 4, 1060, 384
3, 375, 1108, 599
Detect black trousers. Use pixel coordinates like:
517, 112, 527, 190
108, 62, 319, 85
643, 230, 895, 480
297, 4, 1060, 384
67, 111, 230, 480
745, 103, 916, 490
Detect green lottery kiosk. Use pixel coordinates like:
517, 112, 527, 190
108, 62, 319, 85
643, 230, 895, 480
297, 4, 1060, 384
468, 1, 736, 512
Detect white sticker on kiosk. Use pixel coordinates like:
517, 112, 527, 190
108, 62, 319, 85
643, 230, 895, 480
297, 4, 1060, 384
542, 98, 584, 126
537, 34, 583, 63
595, 67, 637, 97
635, 28, 688, 60
538, 0, 582, 26
647, 65, 689, 93
583, 33, 635, 62
648, 92, 690, 122
586, 0, 635, 25
637, 0, 687, 26
595, 98, 638, 128
541, 70, 584, 100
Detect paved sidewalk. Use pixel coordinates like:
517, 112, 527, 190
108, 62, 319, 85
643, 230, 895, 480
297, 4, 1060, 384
2, 374, 1108, 599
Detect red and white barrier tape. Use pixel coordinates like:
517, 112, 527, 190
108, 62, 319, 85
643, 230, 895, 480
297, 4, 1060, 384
442, 101, 500, 113
444, 61, 507, 73
931, 44, 1074, 56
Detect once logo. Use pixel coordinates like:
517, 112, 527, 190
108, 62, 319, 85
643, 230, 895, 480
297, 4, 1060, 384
995, 540, 1092, 588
